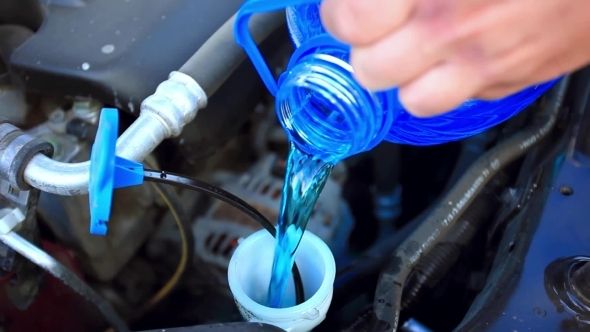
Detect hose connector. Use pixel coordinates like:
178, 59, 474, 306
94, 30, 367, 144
0, 123, 53, 190
140, 71, 207, 137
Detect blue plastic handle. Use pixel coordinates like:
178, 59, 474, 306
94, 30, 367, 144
235, 0, 322, 96
89, 108, 144, 236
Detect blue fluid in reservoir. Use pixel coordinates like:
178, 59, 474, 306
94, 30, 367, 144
267, 143, 333, 308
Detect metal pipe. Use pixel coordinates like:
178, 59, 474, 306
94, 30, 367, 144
23, 71, 206, 195
179, 12, 284, 97
0, 231, 129, 331
21, 10, 285, 196
371, 78, 569, 331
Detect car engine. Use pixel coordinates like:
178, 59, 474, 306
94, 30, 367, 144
0, 1, 589, 331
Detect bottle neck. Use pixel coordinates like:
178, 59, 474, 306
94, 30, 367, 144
276, 46, 394, 163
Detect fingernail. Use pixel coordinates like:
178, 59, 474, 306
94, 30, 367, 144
351, 51, 387, 91
398, 88, 439, 117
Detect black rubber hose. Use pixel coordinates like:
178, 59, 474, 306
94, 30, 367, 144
0, 25, 33, 73
0, 1, 44, 31
401, 189, 500, 310
371, 78, 569, 331
401, 243, 461, 310
179, 12, 284, 97
143, 169, 305, 305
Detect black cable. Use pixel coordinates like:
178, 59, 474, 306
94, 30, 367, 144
143, 169, 305, 305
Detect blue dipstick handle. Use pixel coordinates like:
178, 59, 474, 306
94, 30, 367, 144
89, 108, 144, 236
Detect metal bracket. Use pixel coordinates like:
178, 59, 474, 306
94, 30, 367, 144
0, 208, 25, 235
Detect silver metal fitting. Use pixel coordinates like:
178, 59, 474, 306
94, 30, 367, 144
0, 123, 53, 190
140, 71, 207, 137
0, 208, 25, 234
23, 72, 208, 195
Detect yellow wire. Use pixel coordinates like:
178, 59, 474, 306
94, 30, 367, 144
140, 182, 189, 313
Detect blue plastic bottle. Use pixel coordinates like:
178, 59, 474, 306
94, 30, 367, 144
235, 0, 556, 163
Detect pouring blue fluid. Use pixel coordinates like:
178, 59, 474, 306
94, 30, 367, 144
267, 144, 333, 307
235, 0, 558, 307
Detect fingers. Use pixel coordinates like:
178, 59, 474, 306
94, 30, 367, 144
476, 84, 526, 100
350, 21, 448, 90
319, 0, 590, 118
398, 62, 484, 116
321, 0, 415, 45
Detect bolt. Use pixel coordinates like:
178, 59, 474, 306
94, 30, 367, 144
49, 110, 66, 124
560, 185, 574, 196
73, 100, 100, 124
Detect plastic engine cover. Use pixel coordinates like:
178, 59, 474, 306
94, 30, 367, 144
8, 0, 242, 114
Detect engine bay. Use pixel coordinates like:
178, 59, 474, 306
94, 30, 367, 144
1, 1, 590, 331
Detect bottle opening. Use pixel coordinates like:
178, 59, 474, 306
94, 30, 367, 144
276, 54, 392, 162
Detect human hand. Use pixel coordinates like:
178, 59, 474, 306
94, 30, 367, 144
320, 0, 590, 116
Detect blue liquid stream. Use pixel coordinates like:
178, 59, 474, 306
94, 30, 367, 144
267, 144, 333, 308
